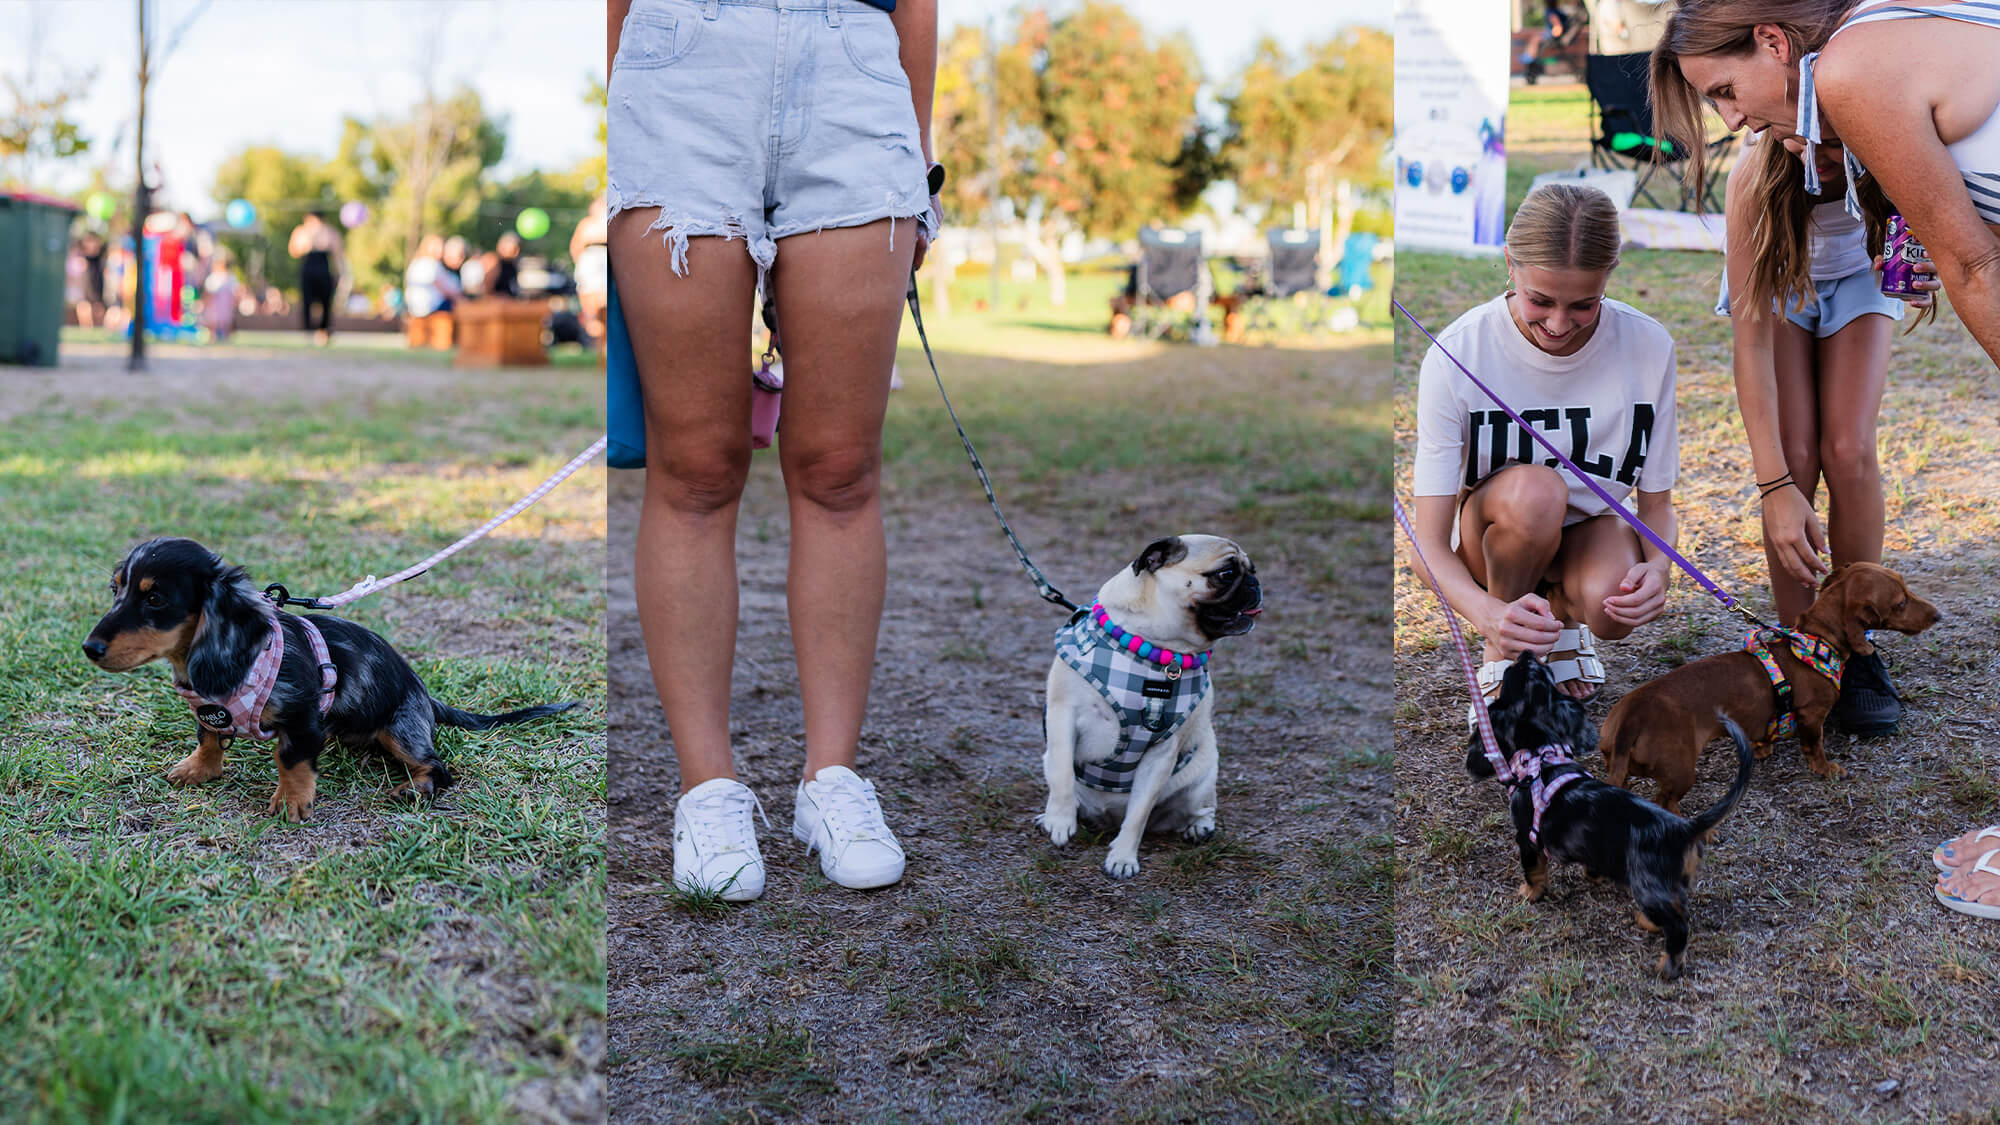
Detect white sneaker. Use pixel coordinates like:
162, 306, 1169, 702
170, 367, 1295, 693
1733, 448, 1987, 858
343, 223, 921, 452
673, 777, 768, 902
792, 766, 905, 889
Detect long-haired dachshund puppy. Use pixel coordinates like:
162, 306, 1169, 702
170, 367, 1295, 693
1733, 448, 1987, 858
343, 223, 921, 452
82, 537, 578, 821
1600, 563, 1938, 813
1467, 653, 1755, 980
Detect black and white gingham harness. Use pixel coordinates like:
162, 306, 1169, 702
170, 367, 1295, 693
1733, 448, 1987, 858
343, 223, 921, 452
1053, 609, 1210, 793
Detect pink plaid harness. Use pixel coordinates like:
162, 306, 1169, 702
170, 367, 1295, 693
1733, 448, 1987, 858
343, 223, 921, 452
1506, 744, 1582, 848
175, 614, 336, 740
1743, 628, 1843, 741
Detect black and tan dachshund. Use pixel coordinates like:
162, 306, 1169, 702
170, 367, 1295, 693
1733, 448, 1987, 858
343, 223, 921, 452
1466, 653, 1755, 980
82, 537, 577, 821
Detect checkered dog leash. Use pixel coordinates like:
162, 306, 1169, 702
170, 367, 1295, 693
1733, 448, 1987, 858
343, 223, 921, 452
1394, 299, 1771, 632
906, 275, 1078, 614
265, 436, 608, 611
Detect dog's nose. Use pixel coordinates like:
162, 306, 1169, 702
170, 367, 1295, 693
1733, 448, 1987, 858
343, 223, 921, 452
82, 638, 107, 661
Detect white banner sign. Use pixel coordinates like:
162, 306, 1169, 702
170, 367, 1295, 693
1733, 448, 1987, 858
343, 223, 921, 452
1393, 0, 1510, 254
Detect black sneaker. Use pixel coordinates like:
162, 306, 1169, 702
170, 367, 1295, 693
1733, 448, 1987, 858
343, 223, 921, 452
1831, 650, 1902, 737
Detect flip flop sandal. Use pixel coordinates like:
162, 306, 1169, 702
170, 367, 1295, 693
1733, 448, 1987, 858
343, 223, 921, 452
1467, 659, 1512, 730
1934, 824, 2000, 872
1935, 848, 2000, 920
1546, 625, 1606, 701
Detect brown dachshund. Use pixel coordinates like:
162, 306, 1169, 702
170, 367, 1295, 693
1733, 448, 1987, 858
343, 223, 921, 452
1601, 563, 1938, 813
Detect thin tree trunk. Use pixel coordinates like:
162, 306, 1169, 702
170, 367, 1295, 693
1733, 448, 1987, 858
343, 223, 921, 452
128, 0, 148, 373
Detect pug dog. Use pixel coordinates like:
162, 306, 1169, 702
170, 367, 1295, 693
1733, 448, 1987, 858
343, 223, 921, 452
1038, 534, 1262, 878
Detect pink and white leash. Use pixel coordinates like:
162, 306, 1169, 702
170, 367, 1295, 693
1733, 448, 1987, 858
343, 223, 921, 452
1392, 495, 1509, 780
271, 436, 607, 611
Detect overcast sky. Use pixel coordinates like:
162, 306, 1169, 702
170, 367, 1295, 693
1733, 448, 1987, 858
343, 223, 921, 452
2, 0, 1383, 219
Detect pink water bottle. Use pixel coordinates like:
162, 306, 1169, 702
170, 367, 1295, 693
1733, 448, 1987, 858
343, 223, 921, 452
750, 357, 782, 449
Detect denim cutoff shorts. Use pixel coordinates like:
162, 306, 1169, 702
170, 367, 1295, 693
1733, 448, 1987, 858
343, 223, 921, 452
607, 0, 935, 284
1714, 265, 1907, 337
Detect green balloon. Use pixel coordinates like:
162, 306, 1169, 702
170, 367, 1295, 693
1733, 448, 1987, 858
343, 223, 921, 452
515, 207, 550, 240
87, 192, 117, 222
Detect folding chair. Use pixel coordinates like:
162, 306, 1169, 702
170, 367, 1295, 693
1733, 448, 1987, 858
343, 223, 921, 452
1133, 227, 1209, 340
1586, 50, 1737, 212
1242, 228, 1323, 337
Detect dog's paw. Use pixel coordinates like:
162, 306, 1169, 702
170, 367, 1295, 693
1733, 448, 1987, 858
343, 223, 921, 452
1102, 853, 1141, 880
1037, 809, 1078, 847
267, 790, 313, 823
1807, 759, 1847, 780
1180, 817, 1217, 843
164, 755, 222, 786
1516, 881, 1546, 903
390, 778, 437, 803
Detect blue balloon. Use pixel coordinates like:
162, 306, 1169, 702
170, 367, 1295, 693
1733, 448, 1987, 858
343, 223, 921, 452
225, 199, 256, 229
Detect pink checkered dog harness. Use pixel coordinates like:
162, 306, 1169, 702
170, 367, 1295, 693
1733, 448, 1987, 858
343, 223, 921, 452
1507, 744, 1582, 848
175, 612, 337, 740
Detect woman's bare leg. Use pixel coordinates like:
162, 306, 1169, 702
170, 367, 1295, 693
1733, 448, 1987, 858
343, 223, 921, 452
1815, 314, 1892, 571
614, 212, 759, 794
766, 219, 914, 780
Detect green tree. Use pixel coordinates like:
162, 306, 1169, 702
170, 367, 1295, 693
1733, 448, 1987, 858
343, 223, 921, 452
210, 145, 338, 295
1009, 3, 1205, 304
1223, 29, 1392, 272
483, 167, 596, 265
344, 85, 508, 286
0, 9, 95, 188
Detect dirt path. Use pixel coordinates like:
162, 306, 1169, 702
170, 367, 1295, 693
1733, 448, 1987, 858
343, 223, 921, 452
605, 348, 1393, 1122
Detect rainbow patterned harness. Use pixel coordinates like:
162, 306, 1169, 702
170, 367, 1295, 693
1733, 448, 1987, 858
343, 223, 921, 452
1743, 628, 1844, 741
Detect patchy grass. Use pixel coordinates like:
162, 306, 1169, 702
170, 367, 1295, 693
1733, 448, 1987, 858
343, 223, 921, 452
608, 302, 1393, 1120
1394, 97, 2000, 1122
0, 342, 607, 1124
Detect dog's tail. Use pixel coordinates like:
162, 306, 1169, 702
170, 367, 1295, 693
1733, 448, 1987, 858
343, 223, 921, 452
433, 698, 580, 730
1686, 715, 1756, 837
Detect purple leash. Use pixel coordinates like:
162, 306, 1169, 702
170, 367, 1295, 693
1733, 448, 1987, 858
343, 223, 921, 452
1395, 298, 1768, 630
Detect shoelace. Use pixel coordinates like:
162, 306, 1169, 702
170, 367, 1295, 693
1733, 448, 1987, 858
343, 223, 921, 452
812, 776, 894, 847
684, 785, 769, 854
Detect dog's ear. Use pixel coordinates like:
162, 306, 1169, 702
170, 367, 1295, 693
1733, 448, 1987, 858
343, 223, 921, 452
1799, 567, 1873, 656
1554, 696, 1597, 754
1131, 536, 1188, 576
184, 561, 274, 697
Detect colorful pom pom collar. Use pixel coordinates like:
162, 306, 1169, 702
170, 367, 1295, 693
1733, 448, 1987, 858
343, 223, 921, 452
1090, 603, 1211, 675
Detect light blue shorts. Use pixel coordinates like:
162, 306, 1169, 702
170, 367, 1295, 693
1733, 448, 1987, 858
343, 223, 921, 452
1714, 265, 1907, 337
606, 0, 935, 284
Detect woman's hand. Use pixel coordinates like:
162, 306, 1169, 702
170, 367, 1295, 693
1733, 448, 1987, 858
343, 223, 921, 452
1872, 251, 1942, 309
1761, 482, 1828, 586
1480, 593, 1563, 658
1602, 560, 1668, 628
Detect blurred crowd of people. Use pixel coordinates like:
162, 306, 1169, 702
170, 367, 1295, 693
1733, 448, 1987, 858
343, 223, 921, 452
66, 212, 290, 343
64, 193, 609, 349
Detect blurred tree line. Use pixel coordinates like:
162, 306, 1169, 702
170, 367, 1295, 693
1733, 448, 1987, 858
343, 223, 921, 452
932, 1, 1390, 302
209, 78, 605, 299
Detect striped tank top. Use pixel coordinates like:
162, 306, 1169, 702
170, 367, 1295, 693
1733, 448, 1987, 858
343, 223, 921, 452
1797, 0, 2000, 224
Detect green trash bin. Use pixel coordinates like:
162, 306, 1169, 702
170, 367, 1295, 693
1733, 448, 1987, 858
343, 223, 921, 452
0, 191, 82, 367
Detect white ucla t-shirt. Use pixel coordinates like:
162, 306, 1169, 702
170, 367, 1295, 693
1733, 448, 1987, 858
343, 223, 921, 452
1413, 294, 1679, 523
